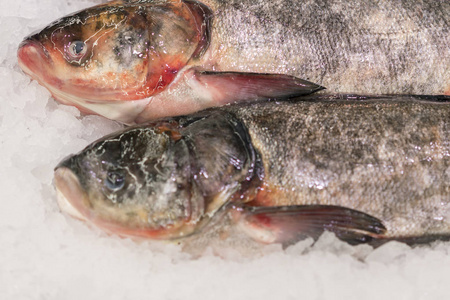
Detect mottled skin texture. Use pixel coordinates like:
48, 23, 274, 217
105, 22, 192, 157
201, 0, 450, 94
226, 96, 450, 237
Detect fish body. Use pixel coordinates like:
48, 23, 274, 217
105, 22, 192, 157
18, 0, 450, 123
203, 0, 450, 94
54, 95, 450, 245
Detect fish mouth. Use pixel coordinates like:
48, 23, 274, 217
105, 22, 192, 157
17, 37, 52, 80
54, 167, 89, 222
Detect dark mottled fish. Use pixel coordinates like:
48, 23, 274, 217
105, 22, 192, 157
18, 0, 449, 123
54, 95, 450, 246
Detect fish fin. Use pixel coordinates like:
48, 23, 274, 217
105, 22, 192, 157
191, 70, 325, 104
135, 69, 324, 122
371, 234, 450, 248
233, 204, 386, 245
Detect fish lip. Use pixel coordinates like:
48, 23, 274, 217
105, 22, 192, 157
18, 36, 50, 61
54, 167, 89, 222
17, 36, 52, 82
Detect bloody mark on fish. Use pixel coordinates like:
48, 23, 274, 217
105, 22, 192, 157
252, 214, 272, 226
142, 62, 183, 97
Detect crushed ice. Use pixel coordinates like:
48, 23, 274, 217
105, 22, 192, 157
2, 0, 450, 299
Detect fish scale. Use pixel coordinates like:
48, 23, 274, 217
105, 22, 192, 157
206, 0, 449, 94
227, 98, 449, 237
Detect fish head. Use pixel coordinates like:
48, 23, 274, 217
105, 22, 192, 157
18, 0, 211, 120
54, 113, 257, 239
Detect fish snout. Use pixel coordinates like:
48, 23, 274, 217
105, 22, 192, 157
17, 36, 50, 78
54, 167, 87, 221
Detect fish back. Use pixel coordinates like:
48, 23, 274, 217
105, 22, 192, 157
208, 0, 450, 94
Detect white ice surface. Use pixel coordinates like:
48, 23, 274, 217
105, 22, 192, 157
2, 1, 450, 299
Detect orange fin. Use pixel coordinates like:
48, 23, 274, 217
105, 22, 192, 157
233, 204, 386, 246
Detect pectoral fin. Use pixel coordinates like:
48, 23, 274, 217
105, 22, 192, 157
135, 68, 324, 122
232, 205, 386, 246
192, 70, 324, 104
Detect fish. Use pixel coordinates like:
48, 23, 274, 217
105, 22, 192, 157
18, 0, 449, 124
54, 95, 450, 246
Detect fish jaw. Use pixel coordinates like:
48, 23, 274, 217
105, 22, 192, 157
17, 38, 63, 91
49, 86, 150, 125
54, 167, 90, 222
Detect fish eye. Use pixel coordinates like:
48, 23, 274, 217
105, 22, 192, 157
105, 171, 125, 191
66, 40, 87, 59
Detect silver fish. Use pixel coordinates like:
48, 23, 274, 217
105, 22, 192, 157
54, 95, 450, 246
18, 0, 450, 123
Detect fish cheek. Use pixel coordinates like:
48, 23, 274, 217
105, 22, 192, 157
131, 4, 210, 97
82, 138, 155, 225
85, 168, 140, 225
112, 26, 150, 68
